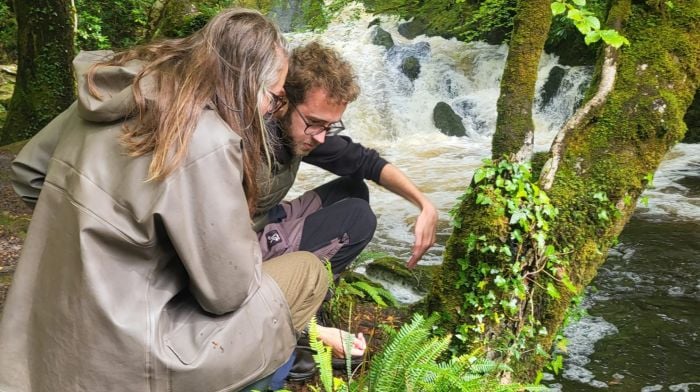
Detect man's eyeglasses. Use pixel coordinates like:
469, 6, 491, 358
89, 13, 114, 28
267, 92, 287, 115
291, 103, 345, 137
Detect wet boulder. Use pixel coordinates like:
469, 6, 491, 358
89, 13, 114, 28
364, 256, 437, 296
539, 65, 567, 111
368, 18, 381, 28
400, 56, 421, 81
371, 26, 394, 50
398, 18, 427, 39
433, 102, 467, 137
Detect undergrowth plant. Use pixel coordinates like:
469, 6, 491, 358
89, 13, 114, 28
306, 314, 544, 392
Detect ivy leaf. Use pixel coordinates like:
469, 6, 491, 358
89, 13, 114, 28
476, 193, 493, 205
473, 168, 486, 184
494, 275, 507, 287
546, 282, 561, 299
585, 30, 601, 45
551, 2, 567, 16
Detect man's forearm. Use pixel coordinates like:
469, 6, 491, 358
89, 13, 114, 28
378, 164, 432, 210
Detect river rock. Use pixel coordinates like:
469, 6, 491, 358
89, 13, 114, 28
433, 102, 467, 137
400, 56, 421, 81
398, 18, 427, 39
682, 90, 700, 143
364, 256, 437, 295
539, 65, 567, 111
371, 26, 394, 50
368, 18, 381, 28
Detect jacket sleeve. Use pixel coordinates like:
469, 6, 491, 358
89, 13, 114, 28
302, 135, 389, 182
156, 141, 262, 316
11, 103, 76, 207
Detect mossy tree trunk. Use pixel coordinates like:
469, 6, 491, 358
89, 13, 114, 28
492, 0, 552, 161
428, 0, 700, 380
0, 0, 75, 145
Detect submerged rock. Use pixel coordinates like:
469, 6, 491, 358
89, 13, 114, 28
433, 102, 467, 137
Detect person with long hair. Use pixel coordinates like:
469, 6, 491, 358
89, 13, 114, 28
1, 8, 327, 391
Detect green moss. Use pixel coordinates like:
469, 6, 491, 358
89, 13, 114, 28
0, 211, 29, 238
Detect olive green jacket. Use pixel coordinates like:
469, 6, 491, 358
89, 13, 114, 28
0, 51, 295, 392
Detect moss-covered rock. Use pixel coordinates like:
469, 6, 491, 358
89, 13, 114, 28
433, 102, 467, 137
371, 26, 394, 50
364, 256, 437, 295
397, 17, 427, 39
400, 56, 420, 81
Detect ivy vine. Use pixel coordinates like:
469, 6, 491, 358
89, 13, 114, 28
449, 159, 577, 364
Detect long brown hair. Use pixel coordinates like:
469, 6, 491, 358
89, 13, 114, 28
87, 8, 287, 213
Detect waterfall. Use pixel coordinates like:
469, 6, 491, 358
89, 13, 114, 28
284, 5, 700, 266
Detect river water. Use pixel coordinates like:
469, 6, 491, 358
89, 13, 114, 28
285, 5, 700, 390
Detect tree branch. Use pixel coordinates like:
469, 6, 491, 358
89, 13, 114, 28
540, 45, 619, 190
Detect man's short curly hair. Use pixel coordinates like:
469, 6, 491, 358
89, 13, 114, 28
285, 41, 360, 105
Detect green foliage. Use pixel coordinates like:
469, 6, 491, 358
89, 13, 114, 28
309, 317, 338, 392
307, 313, 539, 391
75, 0, 151, 50
460, 0, 517, 43
0, 0, 17, 62
447, 158, 578, 365
550, 0, 630, 47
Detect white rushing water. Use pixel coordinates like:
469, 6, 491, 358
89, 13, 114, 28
285, 5, 700, 264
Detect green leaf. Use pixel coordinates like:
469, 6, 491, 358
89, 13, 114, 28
474, 168, 486, 184
546, 282, 561, 299
599, 29, 627, 48
551, 2, 566, 15
494, 275, 507, 287
574, 19, 591, 34
586, 15, 600, 30
572, 0, 586, 5
584, 30, 601, 45
567, 8, 584, 22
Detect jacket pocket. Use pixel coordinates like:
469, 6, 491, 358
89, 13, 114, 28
163, 296, 227, 365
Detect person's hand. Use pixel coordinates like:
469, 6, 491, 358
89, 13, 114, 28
406, 202, 438, 269
316, 326, 366, 358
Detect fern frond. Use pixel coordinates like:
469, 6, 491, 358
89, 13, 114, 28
351, 281, 397, 307
308, 317, 334, 392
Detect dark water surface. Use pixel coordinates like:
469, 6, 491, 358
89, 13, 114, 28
551, 215, 700, 391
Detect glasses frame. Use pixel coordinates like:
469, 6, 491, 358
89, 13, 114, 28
290, 103, 345, 137
267, 92, 287, 115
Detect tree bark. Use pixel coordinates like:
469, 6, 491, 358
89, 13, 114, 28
428, 0, 700, 380
491, 0, 552, 161
0, 0, 75, 145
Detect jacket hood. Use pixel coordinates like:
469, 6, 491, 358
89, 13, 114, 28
74, 50, 153, 123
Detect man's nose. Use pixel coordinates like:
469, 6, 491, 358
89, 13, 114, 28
312, 131, 326, 144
